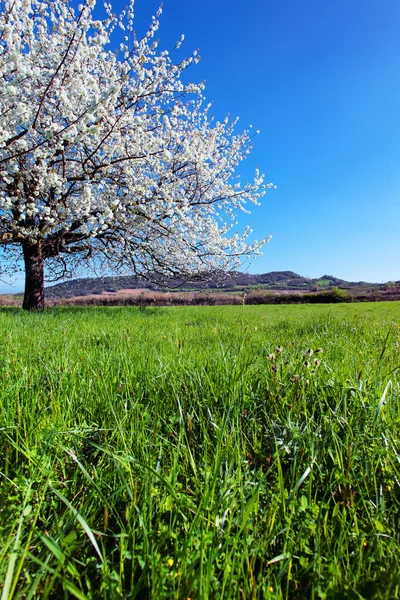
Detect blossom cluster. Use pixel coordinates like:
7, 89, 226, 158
0, 0, 273, 279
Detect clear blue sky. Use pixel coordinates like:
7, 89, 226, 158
1, 0, 399, 293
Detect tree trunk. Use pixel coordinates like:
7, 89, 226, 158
22, 242, 45, 310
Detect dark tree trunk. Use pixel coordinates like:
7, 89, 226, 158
22, 242, 45, 310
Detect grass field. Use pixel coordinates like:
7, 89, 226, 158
0, 302, 399, 599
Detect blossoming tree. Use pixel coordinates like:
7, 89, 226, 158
0, 0, 272, 309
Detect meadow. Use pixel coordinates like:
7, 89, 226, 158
0, 302, 399, 599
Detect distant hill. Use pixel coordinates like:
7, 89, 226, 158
43, 271, 382, 299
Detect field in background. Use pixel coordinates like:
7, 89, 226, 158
0, 303, 399, 599
2, 284, 400, 308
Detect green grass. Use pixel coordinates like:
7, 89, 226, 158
0, 302, 399, 599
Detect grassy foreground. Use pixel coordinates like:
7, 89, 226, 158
0, 303, 399, 599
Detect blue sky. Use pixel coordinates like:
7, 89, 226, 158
133, 0, 400, 284
1, 0, 399, 293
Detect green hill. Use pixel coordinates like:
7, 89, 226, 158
43, 271, 381, 299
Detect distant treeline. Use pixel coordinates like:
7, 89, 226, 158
45, 287, 400, 307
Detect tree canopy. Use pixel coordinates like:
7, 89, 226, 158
0, 0, 273, 309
